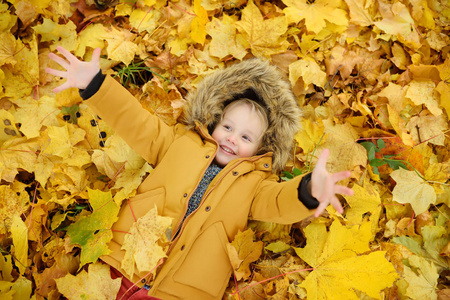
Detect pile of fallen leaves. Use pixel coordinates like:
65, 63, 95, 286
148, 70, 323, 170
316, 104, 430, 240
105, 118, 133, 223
0, 0, 449, 299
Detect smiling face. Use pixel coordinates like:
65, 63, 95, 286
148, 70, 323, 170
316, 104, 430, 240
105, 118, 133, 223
211, 101, 267, 167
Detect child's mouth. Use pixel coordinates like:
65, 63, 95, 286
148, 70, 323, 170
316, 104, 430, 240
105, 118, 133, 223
220, 145, 236, 155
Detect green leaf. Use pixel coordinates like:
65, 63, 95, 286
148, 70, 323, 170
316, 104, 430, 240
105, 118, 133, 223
376, 139, 386, 150
293, 167, 303, 176
369, 158, 387, 167
66, 189, 120, 267
386, 159, 407, 170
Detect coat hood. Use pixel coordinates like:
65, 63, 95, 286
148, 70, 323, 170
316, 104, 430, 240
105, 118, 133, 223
182, 58, 302, 173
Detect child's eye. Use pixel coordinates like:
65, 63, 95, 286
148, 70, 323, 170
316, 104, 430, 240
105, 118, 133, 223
242, 135, 251, 142
223, 125, 231, 130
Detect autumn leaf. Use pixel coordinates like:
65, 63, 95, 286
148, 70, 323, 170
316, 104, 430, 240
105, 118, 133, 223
235, 0, 290, 58
295, 220, 398, 299
403, 255, 439, 300
32, 18, 77, 52
102, 26, 139, 66
343, 180, 381, 226
294, 118, 326, 154
206, 15, 247, 60
121, 206, 172, 278
190, 0, 208, 45
10, 215, 28, 275
227, 228, 264, 281
374, 2, 421, 49
66, 189, 120, 267
391, 168, 436, 215
289, 57, 328, 89
282, 0, 348, 34
55, 263, 121, 300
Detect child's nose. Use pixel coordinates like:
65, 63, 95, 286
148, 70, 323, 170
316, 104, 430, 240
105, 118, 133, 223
226, 134, 237, 144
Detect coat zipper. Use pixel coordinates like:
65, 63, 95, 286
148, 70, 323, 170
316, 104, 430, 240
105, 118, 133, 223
167, 150, 270, 255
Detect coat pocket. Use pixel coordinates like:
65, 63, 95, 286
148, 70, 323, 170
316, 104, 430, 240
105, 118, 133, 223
111, 187, 166, 245
173, 222, 232, 297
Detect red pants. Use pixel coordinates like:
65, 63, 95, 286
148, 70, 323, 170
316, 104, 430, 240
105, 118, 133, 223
110, 266, 160, 300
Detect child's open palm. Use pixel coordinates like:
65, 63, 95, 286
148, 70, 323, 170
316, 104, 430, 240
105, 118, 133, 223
46, 46, 101, 93
311, 149, 354, 217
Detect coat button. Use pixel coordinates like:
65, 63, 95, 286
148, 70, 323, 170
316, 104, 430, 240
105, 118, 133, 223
264, 163, 269, 168
141, 278, 146, 283
205, 206, 211, 212
205, 155, 210, 159
181, 245, 185, 250
183, 193, 188, 197
232, 171, 238, 176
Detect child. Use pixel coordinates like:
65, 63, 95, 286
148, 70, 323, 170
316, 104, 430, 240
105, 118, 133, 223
46, 46, 353, 300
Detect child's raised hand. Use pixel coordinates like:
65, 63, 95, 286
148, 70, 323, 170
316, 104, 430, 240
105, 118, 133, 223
310, 148, 354, 218
46, 46, 101, 93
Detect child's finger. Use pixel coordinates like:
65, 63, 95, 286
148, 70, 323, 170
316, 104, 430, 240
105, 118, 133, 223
331, 170, 351, 183
45, 67, 66, 78
56, 46, 78, 63
314, 201, 329, 217
53, 81, 71, 93
48, 52, 69, 69
315, 149, 330, 170
91, 47, 101, 64
330, 196, 344, 214
334, 185, 354, 196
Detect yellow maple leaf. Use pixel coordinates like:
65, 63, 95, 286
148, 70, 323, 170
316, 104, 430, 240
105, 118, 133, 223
294, 118, 326, 154
227, 228, 263, 281
75, 23, 107, 58
102, 27, 139, 66
13, 95, 59, 139
289, 57, 327, 89
391, 168, 436, 215
32, 18, 77, 52
403, 255, 439, 300
374, 2, 421, 49
406, 80, 443, 117
319, 119, 367, 176
344, 0, 375, 26
436, 58, 450, 117
235, 0, 290, 58
206, 15, 247, 60
10, 215, 28, 275
282, 0, 348, 34
129, 7, 161, 34
121, 206, 172, 278
406, 114, 447, 146
0, 137, 38, 183
0, 3, 17, 32
0, 185, 29, 235
295, 220, 398, 299
140, 76, 186, 126
190, 0, 209, 45
0, 32, 17, 66
55, 263, 121, 300
344, 181, 381, 226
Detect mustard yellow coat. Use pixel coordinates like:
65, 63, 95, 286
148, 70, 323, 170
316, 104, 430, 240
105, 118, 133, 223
85, 60, 313, 299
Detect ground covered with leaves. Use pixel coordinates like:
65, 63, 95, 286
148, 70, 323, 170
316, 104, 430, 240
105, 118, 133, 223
0, 0, 449, 299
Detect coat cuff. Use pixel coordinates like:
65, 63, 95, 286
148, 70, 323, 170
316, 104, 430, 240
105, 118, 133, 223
79, 70, 105, 100
298, 173, 319, 209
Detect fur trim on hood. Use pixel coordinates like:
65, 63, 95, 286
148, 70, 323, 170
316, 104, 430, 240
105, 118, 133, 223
182, 58, 302, 173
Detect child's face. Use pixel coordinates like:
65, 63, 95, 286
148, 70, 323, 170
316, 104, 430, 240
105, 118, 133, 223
212, 103, 265, 167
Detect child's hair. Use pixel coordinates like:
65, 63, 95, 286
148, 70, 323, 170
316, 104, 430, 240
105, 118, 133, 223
221, 98, 269, 146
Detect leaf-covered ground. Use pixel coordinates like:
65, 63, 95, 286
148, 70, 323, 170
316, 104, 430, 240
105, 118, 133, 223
0, 0, 449, 299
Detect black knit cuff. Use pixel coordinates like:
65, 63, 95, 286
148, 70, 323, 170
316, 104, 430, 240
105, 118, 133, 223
298, 173, 319, 209
79, 70, 105, 100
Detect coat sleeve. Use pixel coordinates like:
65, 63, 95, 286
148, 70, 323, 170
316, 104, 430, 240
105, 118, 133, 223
250, 174, 315, 224
84, 75, 179, 165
